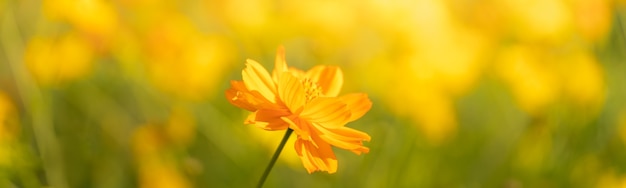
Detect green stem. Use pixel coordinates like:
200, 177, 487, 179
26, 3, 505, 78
257, 129, 293, 188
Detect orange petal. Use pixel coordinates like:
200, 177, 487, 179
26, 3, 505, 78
249, 107, 291, 130
306, 66, 343, 97
340, 93, 372, 122
301, 97, 351, 128
315, 125, 370, 155
277, 72, 305, 113
272, 46, 288, 82
245, 112, 257, 124
294, 136, 338, 174
225, 81, 272, 111
242, 59, 276, 103
281, 117, 312, 141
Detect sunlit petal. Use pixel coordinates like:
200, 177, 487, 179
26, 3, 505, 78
272, 46, 289, 82
301, 97, 351, 128
278, 72, 306, 113
281, 117, 312, 142
225, 81, 272, 111
316, 125, 370, 155
306, 66, 343, 97
339, 93, 372, 122
249, 107, 291, 130
294, 136, 338, 174
245, 112, 257, 125
242, 59, 277, 103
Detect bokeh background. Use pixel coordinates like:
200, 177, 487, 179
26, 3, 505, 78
1, 0, 626, 187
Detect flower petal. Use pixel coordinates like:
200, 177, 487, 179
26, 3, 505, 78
248, 107, 290, 130
301, 97, 351, 128
294, 136, 338, 174
272, 46, 288, 82
245, 112, 257, 124
281, 117, 312, 141
278, 72, 305, 113
340, 93, 372, 122
316, 125, 370, 155
306, 66, 343, 97
225, 81, 272, 111
242, 59, 276, 103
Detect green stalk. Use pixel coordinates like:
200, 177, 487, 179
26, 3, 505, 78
257, 129, 293, 188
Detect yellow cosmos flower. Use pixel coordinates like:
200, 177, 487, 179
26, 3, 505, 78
226, 46, 372, 173
24, 33, 95, 85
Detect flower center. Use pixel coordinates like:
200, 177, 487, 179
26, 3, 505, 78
302, 78, 321, 102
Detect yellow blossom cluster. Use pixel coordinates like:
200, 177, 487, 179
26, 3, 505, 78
361, 0, 611, 144
23, 0, 612, 144
25, 0, 235, 101
1, 0, 623, 186
132, 107, 197, 188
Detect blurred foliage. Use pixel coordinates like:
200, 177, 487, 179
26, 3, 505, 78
1, 0, 626, 187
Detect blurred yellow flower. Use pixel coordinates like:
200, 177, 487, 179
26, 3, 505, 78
226, 47, 372, 173
205, 0, 271, 30
501, 0, 572, 43
165, 107, 196, 147
383, 67, 458, 144
138, 162, 191, 188
406, 87, 457, 144
497, 45, 606, 115
0, 92, 17, 166
362, 0, 491, 144
132, 124, 167, 160
132, 123, 192, 188
571, 0, 613, 42
131, 108, 200, 188
596, 170, 626, 188
560, 52, 605, 109
284, 0, 357, 35
43, 0, 118, 44
0, 92, 18, 142
144, 15, 234, 100
0, 91, 29, 171
24, 33, 95, 85
496, 45, 559, 114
